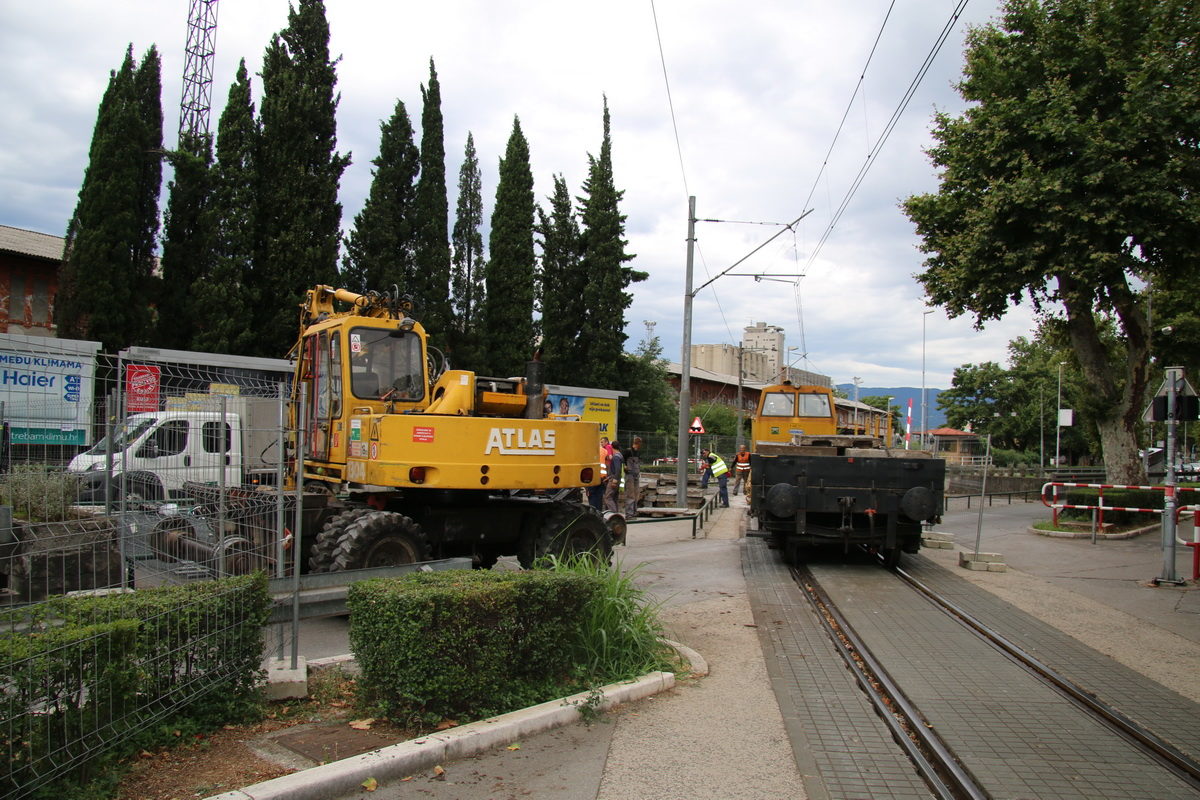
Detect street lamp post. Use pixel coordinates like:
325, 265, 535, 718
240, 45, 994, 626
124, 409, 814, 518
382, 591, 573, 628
852, 376, 861, 433
921, 309, 934, 449
1039, 385, 1045, 468
887, 396, 895, 447
1055, 362, 1065, 466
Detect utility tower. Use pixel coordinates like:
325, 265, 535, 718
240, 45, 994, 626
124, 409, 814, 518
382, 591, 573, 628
179, 0, 220, 140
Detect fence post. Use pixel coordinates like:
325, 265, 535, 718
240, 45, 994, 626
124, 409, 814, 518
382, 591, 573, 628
216, 393, 227, 577
102, 391, 114, 517
291, 384, 306, 671
274, 385, 288, 661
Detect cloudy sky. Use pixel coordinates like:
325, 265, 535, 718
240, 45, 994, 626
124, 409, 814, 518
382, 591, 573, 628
0, 0, 1042, 389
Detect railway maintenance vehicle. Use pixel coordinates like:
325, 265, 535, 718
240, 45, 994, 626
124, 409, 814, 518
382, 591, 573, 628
153, 285, 612, 575
748, 381, 944, 568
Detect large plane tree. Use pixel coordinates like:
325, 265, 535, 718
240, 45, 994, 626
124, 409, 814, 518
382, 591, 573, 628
902, 0, 1200, 483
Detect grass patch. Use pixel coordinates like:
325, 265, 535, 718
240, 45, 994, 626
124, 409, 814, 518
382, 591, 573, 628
541, 553, 681, 682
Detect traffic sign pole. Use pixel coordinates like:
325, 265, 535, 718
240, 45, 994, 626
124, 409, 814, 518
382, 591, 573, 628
1156, 367, 1186, 586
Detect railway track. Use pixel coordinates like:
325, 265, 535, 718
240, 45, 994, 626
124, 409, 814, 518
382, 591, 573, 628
793, 560, 1200, 800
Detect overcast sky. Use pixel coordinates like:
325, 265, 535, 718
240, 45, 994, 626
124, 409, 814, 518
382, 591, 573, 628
0, 0, 1043, 389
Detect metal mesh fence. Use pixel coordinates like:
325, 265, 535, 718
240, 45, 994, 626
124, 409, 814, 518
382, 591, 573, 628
0, 343, 298, 797
622, 429, 738, 469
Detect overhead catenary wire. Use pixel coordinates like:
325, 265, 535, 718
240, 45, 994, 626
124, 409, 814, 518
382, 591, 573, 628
650, 0, 690, 198
802, 0, 971, 275
798, 0, 898, 218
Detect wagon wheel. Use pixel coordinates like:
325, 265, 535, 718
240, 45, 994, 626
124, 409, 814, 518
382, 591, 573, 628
473, 546, 502, 570
221, 539, 263, 576
520, 501, 612, 569
330, 511, 430, 571
308, 508, 372, 573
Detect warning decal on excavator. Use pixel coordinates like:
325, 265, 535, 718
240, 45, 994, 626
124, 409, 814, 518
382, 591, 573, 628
369, 442, 379, 460
413, 426, 435, 443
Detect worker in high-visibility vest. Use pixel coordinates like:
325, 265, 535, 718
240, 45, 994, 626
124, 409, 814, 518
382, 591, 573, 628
588, 436, 611, 510
732, 444, 752, 497
605, 440, 625, 513
700, 448, 730, 508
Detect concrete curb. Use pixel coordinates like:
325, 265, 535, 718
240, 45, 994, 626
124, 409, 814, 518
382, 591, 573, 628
663, 638, 708, 677
1028, 522, 1158, 540
207, 670, 676, 800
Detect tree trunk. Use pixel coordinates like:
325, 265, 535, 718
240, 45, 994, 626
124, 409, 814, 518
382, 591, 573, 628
1059, 273, 1150, 484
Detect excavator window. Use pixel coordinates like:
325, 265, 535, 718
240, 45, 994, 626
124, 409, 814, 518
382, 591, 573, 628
349, 327, 425, 401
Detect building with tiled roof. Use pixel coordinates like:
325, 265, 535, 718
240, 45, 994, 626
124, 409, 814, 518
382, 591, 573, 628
0, 224, 64, 337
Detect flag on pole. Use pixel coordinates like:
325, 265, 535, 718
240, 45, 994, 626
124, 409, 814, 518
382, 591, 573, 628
904, 398, 913, 449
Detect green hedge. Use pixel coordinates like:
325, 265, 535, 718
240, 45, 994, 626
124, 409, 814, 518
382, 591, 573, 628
348, 570, 602, 725
1, 619, 140, 794
0, 573, 270, 797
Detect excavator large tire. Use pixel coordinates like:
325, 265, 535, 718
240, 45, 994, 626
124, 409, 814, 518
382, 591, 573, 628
308, 508, 372, 573
330, 511, 430, 571
519, 501, 612, 569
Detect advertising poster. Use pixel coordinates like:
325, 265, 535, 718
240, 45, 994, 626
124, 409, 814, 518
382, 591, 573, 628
0, 334, 101, 446
547, 392, 618, 438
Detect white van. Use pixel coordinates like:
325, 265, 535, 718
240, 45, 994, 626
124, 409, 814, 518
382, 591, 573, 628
69, 399, 280, 502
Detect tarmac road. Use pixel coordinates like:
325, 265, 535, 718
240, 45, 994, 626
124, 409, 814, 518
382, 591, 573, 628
937, 499, 1199, 642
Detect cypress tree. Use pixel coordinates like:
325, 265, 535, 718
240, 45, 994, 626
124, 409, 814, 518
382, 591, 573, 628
255, 0, 349, 357
57, 45, 163, 353
132, 45, 164, 287
449, 132, 485, 370
536, 174, 587, 385
157, 130, 214, 350
482, 117, 536, 376
193, 60, 258, 355
577, 97, 644, 389
413, 59, 452, 348
343, 100, 420, 295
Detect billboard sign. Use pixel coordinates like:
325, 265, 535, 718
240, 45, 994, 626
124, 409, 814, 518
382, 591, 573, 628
546, 389, 622, 438
0, 334, 101, 446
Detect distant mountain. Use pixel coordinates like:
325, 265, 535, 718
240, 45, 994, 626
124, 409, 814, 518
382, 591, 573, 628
836, 385, 947, 430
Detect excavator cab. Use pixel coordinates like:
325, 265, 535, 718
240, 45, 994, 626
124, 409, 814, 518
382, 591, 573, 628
348, 327, 425, 402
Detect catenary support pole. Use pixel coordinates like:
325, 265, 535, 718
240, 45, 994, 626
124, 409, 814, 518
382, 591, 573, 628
676, 196, 696, 507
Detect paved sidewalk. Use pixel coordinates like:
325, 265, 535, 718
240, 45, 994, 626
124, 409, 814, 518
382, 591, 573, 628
215, 492, 808, 800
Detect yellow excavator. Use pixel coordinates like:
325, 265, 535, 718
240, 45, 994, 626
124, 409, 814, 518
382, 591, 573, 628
290, 285, 611, 570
